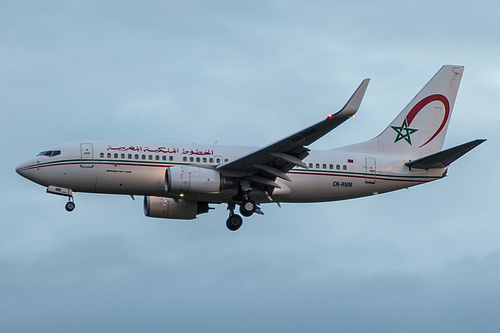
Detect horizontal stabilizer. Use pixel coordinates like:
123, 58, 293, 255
405, 139, 486, 169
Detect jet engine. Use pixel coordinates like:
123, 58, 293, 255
144, 196, 209, 220
166, 166, 225, 194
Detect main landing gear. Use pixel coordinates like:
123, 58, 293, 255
226, 213, 243, 231
239, 199, 256, 217
225, 199, 261, 231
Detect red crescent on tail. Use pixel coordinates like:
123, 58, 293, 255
406, 94, 450, 148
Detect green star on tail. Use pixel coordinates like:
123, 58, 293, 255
391, 119, 418, 145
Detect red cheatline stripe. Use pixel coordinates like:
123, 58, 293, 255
18, 160, 174, 171
20, 160, 436, 184
288, 171, 433, 183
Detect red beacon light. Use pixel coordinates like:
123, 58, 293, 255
327, 114, 333, 119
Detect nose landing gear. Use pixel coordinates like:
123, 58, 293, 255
46, 185, 75, 212
65, 199, 75, 212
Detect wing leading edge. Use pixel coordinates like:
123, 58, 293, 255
216, 79, 370, 190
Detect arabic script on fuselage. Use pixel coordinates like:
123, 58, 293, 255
107, 145, 214, 156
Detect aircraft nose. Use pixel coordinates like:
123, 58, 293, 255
16, 161, 33, 180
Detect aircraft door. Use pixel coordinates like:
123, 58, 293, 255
80, 143, 94, 168
365, 158, 376, 184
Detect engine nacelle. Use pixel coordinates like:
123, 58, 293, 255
166, 166, 221, 194
144, 196, 209, 220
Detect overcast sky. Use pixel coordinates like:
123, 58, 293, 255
1, 1, 499, 332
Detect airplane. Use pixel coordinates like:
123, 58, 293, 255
16, 65, 485, 231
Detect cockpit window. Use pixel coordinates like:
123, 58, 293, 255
37, 150, 61, 157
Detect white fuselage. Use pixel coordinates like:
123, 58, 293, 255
16, 141, 446, 204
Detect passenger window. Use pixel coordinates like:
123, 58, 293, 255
309, 163, 313, 168
106, 153, 110, 158
196, 157, 200, 162
202, 157, 207, 163
315, 163, 320, 169
114, 153, 118, 158
183, 157, 187, 162
343, 165, 347, 170
209, 158, 214, 163
225, 159, 229, 162
169, 156, 173, 161
121, 153, 125, 159
336, 164, 340, 170
162, 156, 166, 161
135, 154, 139, 159
329, 164, 333, 169
189, 157, 194, 162
100, 153, 104, 158
155, 155, 159, 160
216, 158, 221, 163
128, 154, 132, 159
323, 164, 327, 169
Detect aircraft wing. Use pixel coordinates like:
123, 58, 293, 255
216, 79, 370, 189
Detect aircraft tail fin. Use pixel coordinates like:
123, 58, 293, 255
340, 65, 465, 158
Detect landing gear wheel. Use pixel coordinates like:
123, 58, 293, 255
226, 214, 243, 231
240, 199, 256, 217
65, 201, 75, 212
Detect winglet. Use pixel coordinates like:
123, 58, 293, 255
330, 78, 370, 118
